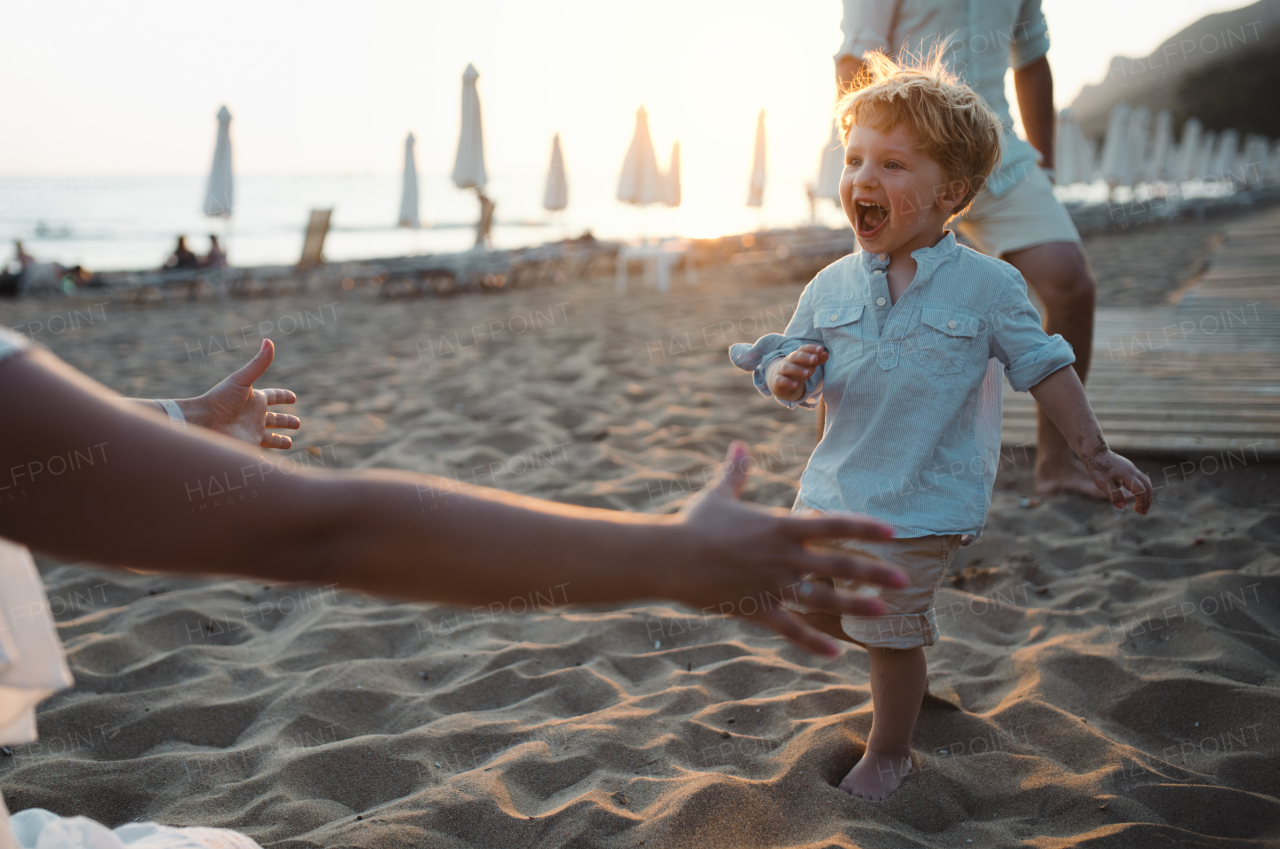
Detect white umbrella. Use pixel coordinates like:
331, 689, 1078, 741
1209, 128, 1239, 181
617, 105, 663, 205
814, 120, 844, 202
747, 109, 766, 207
1126, 106, 1151, 185
543, 133, 568, 212
663, 141, 682, 207
1146, 110, 1173, 182
202, 105, 233, 217
399, 132, 421, 227
1194, 130, 1216, 181
1173, 118, 1202, 182
452, 64, 488, 191
1099, 102, 1133, 186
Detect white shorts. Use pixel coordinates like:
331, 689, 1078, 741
953, 167, 1081, 258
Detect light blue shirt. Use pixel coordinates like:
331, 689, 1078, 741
836, 0, 1052, 196
729, 232, 1074, 537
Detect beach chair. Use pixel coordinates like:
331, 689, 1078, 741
298, 209, 332, 271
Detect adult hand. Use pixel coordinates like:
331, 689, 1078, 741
193, 339, 300, 449
671, 442, 904, 655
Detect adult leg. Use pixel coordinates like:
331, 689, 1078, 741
1001, 241, 1105, 499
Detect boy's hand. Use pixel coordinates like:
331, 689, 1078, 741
769, 344, 828, 401
1082, 449, 1153, 514
195, 339, 300, 450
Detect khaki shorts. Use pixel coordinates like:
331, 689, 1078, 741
790, 499, 961, 649
953, 167, 1081, 258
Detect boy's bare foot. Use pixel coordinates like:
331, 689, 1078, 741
838, 747, 913, 801
1035, 453, 1106, 500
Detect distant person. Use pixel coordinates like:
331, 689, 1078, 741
203, 234, 228, 269
0, 242, 31, 296
730, 53, 1151, 801
833, 0, 1103, 499
163, 235, 199, 270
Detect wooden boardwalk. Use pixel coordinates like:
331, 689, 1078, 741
1002, 204, 1280, 457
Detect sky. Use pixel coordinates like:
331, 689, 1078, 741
0, 0, 1250, 206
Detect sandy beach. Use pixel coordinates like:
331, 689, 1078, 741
1, 218, 1278, 848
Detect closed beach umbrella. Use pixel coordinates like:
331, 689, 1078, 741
1099, 102, 1132, 186
617, 105, 663, 205
1209, 129, 1239, 181
1194, 130, 1216, 181
543, 133, 568, 212
814, 120, 844, 201
1126, 106, 1151, 185
1173, 118, 1202, 182
1055, 110, 1077, 186
202, 105, 233, 217
747, 109, 766, 208
1146, 110, 1173, 182
452, 64, 488, 191
399, 132, 420, 227
663, 141, 681, 207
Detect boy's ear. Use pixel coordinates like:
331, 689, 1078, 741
936, 177, 969, 214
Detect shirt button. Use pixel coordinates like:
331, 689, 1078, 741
876, 297, 887, 307
829, 312, 839, 321
947, 319, 957, 329
877, 253, 888, 261
872, 269, 884, 275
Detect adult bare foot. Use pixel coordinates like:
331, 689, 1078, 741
1035, 452, 1107, 500
838, 747, 913, 801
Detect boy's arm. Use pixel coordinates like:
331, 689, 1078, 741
1029, 366, 1153, 512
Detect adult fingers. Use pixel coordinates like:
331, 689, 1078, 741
796, 549, 906, 591
704, 441, 751, 501
751, 606, 841, 656
263, 388, 297, 406
794, 579, 888, 617
261, 432, 293, 450
779, 513, 894, 544
227, 339, 274, 389
265, 412, 301, 431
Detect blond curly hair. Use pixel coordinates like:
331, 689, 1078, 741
836, 49, 1003, 215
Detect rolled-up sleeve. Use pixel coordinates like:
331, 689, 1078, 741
1010, 0, 1050, 69
989, 271, 1075, 392
728, 283, 825, 410
835, 0, 895, 62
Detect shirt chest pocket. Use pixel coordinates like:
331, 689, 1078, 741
813, 304, 866, 361
909, 307, 980, 376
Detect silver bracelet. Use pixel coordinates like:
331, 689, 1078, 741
159, 399, 187, 428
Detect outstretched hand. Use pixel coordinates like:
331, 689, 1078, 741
671, 441, 905, 655
196, 339, 300, 449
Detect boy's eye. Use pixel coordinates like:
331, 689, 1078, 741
886, 161, 902, 169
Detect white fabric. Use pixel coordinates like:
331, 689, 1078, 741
814, 120, 844, 202
0, 542, 74, 746
399, 132, 421, 227
451, 64, 488, 191
202, 107, 233, 218
616, 106, 663, 205
746, 110, 766, 208
543, 134, 568, 212
158, 400, 186, 429
8, 810, 261, 849
662, 141, 681, 208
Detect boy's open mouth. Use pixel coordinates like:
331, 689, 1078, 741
855, 200, 889, 240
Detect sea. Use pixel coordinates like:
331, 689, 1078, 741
0, 169, 849, 272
